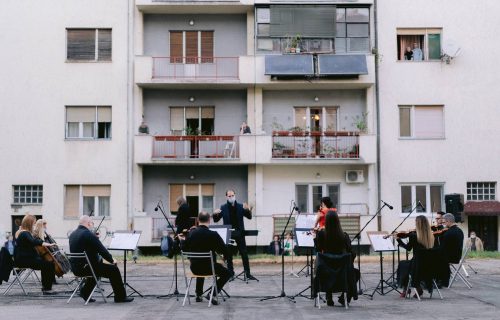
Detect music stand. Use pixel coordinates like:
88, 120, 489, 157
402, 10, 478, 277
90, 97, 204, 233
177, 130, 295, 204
294, 215, 316, 277
231, 230, 260, 283
366, 231, 399, 299
108, 231, 143, 297
290, 228, 315, 300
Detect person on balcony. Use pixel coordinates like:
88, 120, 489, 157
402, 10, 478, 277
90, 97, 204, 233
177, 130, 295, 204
412, 42, 423, 61
240, 122, 251, 135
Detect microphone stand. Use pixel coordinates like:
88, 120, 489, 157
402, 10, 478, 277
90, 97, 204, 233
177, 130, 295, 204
155, 201, 182, 300
351, 202, 389, 294
260, 202, 297, 303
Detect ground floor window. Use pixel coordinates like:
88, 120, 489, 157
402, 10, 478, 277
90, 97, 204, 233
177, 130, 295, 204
400, 183, 443, 214
64, 185, 111, 218
295, 184, 339, 214
169, 184, 214, 215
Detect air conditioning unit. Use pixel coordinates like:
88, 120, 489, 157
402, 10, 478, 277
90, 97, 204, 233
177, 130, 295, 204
346, 170, 364, 184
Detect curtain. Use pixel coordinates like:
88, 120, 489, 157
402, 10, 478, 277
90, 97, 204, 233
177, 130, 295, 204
64, 185, 80, 218
398, 35, 424, 60
99, 196, 110, 217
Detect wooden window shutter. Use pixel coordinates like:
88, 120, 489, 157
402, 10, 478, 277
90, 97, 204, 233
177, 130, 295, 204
97, 29, 112, 61
185, 31, 198, 64
170, 184, 183, 212
170, 31, 183, 63
186, 184, 199, 196
64, 185, 80, 218
67, 29, 96, 60
201, 31, 214, 63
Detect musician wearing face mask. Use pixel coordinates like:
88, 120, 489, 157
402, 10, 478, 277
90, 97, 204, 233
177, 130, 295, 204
213, 189, 256, 280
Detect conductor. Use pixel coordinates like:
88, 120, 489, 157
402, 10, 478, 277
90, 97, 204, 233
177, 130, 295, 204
69, 215, 133, 303
213, 189, 257, 281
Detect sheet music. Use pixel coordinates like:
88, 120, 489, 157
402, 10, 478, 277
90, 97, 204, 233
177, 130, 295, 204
367, 233, 396, 252
209, 225, 231, 245
295, 228, 315, 248
108, 232, 141, 250
295, 214, 316, 229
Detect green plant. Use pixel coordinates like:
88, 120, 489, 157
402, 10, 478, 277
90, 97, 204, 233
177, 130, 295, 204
289, 126, 304, 133
352, 112, 368, 133
184, 127, 200, 135
273, 141, 286, 150
290, 34, 301, 48
271, 118, 284, 131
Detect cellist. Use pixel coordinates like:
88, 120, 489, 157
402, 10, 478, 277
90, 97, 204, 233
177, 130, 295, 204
14, 214, 57, 294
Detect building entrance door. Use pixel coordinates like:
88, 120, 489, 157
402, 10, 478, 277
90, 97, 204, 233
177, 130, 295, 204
468, 216, 498, 251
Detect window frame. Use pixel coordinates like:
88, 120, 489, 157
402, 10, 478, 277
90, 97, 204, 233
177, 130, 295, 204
293, 106, 339, 131
399, 183, 444, 216
66, 28, 112, 62
170, 106, 215, 135
396, 28, 442, 61
398, 105, 445, 140
12, 185, 43, 205
169, 30, 214, 64
65, 106, 112, 140
64, 185, 111, 219
295, 183, 340, 214
169, 184, 215, 214
467, 182, 496, 201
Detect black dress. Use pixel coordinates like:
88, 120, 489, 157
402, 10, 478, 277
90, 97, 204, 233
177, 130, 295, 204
14, 231, 55, 291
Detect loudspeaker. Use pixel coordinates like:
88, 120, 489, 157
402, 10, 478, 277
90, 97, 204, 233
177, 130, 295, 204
445, 193, 464, 222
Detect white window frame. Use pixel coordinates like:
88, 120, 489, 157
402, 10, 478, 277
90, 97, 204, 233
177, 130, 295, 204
293, 106, 339, 131
170, 184, 215, 213
398, 105, 445, 140
65, 106, 112, 140
399, 183, 444, 217
467, 182, 496, 201
396, 28, 442, 61
170, 106, 214, 135
65, 185, 111, 218
12, 185, 43, 205
66, 28, 111, 62
296, 183, 340, 214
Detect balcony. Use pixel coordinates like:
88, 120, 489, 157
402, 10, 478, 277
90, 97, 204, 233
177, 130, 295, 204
153, 135, 238, 159
136, 0, 249, 15
271, 131, 360, 159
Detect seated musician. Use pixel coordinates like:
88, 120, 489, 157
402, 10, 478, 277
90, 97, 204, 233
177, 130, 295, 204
314, 197, 336, 230
181, 211, 232, 305
14, 214, 57, 294
313, 210, 357, 307
395, 215, 435, 297
33, 219, 57, 284
432, 211, 446, 246
440, 213, 464, 264
68, 215, 133, 303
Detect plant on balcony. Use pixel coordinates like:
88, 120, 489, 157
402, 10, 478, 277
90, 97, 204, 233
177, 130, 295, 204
271, 120, 287, 136
349, 144, 360, 158
352, 112, 368, 133
321, 144, 337, 158
289, 126, 305, 136
184, 127, 200, 136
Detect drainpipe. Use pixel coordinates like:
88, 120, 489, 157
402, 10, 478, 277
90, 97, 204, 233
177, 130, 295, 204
374, 0, 382, 231
127, 0, 134, 230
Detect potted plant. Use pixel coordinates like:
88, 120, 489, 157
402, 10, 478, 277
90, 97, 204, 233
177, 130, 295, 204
352, 112, 368, 133
290, 34, 301, 53
272, 141, 286, 157
289, 126, 305, 136
271, 120, 287, 136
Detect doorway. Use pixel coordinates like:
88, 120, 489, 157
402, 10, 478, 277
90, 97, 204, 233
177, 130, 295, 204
11, 215, 43, 236
186, 196, 199, 221
467, 216, 498, 251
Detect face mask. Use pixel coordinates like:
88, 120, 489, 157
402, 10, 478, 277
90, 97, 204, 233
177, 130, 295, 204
227, 197, 235, 204
471, 235, 476, 239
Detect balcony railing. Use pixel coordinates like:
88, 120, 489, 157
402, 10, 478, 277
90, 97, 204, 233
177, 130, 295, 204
153, 135, 238, 159
272, 131, 359, 159
152, 57, 239, 79
152, 216, 176, 241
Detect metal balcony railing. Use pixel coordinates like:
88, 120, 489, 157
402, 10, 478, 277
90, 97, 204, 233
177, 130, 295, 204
152, 56, 239, 79
271, 131, 360, 159
153, 135, 238, 159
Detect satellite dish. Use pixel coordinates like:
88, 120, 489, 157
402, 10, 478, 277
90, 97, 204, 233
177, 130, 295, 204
441, 40, 461, 64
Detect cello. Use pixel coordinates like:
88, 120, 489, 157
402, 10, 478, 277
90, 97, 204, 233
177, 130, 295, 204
33, 219, 70, 277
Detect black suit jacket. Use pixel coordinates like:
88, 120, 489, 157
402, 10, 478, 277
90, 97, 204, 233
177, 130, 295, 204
441, 225, 464, 264
69, 225, 114, 272
175, 203, 195, 234
213, 201, 252, 231
183, 225, 227, 272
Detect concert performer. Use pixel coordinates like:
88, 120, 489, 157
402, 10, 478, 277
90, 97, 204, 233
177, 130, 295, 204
69, 215, 133, 303
175, 196, 196, 234
314, 197, 336, 229
181, 211, 232, 305
440, 213, 464, 264
14, 214, 56, 294
213, 189, 257, 280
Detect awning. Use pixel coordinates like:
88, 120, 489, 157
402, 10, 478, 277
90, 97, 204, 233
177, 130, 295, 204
464, 201, 500, 216
265, 55, 314, 76
318, 55, 368, 76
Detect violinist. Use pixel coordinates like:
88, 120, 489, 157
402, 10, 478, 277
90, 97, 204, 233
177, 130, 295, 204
69, 215, 133, 303
314, 197, 336, 230
432, 211, 446, 246
395, 215, 434, 298
440, 213, 464, 264
175, 196, 196, 235
14, 214, 57, 294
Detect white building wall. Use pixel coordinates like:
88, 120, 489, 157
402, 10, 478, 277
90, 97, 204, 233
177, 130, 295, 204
378, 0, 500, 241
0, 0, 130, 243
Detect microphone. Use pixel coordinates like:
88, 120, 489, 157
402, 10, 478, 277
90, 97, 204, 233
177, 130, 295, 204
292, 201, 300, 212
417, 201, 426, 211
154, 206, 159, 212
380, 200, 393, 210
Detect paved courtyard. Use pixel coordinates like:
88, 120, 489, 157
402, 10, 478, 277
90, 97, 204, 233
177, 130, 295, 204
0, 258, 498, 320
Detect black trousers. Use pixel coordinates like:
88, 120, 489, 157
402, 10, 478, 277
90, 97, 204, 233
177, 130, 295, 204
15, 257, 55, 291
76, 262, 126, 301
191, 263, 232, 297
226, 231, 250, 275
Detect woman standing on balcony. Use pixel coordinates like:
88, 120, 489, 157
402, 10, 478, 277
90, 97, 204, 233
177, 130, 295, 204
239, 121, 251, 135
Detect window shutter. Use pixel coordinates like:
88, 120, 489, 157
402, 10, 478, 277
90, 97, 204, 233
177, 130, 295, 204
185, 31, 198, 64
186, 184, 198, 196
414, 106, 444, 138
200, 31, 214, 63
185, 108, 199, 119
170, 107, 184, 131
66, 107, 95, 122
64, 185, 80, 218
97, 29, 112, 61
170, 184, 183, 212
170, 31, 183, 63
67, 29, 96, 60
399, 107, 411, 137
97, 106, 111, 122
201, 184, 214, 196
270, 5, 336, 38
82, 185, 111, 197
201, 107, 214, 118
428, 33, 441, 60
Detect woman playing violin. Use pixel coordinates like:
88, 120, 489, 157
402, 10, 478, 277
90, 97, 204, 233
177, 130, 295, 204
314, 197, 336, 230
395, 215, 434, 298
14, 214, 57, 294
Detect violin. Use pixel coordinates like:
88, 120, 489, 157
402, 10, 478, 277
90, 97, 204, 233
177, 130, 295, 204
432, 227, 449, 236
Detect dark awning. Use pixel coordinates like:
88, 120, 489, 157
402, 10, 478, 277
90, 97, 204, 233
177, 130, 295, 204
265, 55, 314, 76
318, 55, 368, 76
464, 201, 500, 216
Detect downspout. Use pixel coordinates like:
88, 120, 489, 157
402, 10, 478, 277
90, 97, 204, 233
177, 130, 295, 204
374, 0, 382, 231
127, 0, 134, 230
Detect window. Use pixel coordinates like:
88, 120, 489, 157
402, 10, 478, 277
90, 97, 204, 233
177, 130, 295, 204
397, 28, 441, 61
400, 184, 443, 214
335, 8, 370, 53
67, 29, 111, 61
13, 185, 43, 204
169, 31, 214, 64
66, 106, 111, 139
170, 106, 214, 135
64, 185, 111, 218
399, 105, 444, 139
296, 184, 339, 213
169, 184, 214, 214
467, 182, 496, 201
294, 107, 338, 131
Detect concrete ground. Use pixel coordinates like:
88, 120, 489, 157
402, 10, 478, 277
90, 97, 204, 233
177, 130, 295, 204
0, 258, 498, 320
